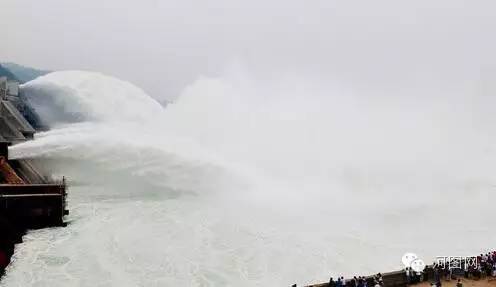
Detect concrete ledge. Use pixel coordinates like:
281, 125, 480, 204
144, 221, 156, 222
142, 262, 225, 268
306, 270, 408, 287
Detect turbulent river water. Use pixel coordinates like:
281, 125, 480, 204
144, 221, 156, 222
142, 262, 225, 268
1, 71, 495, 286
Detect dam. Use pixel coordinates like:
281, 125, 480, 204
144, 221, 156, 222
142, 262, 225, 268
0, 76, 68, 277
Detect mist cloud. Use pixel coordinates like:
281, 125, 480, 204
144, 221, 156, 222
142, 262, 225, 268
2, 0, 496, 102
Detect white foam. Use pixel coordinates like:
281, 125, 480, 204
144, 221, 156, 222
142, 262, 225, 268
2, 70, 495, 286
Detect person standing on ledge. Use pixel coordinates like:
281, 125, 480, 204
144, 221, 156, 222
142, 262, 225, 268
329, 277, 336, 287
351, 276, 357, 287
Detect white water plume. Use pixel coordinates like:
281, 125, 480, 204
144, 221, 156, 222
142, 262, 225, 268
1, 70, 495, 286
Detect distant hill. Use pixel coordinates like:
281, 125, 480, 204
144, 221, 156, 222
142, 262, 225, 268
2, 62, 50, 83
0, 64, 19, 81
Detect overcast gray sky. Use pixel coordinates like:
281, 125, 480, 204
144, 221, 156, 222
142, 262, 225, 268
2, 0, 496, 101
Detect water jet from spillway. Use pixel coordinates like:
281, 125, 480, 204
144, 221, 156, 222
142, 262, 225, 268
1, 70, 495, 286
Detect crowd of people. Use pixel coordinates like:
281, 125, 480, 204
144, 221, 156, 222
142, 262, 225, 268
408, 251, 496, 287
326, 273, 385, 287
291, 274, 384, 287
291, 251, 496, 287
430, 251, 496, 284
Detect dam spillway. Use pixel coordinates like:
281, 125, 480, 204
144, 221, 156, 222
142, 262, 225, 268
0, 76, 68, 277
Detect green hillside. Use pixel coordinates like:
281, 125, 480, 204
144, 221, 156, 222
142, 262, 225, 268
2, 62, 50, 83
0, 64, 19, 81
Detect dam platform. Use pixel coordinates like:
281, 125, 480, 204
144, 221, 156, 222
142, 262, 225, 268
0, 76, 68, 277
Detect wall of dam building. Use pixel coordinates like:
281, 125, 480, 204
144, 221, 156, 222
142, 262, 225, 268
0, 78, 35, 144
0, 76, 68, 278
0, 77, 45, 131
0, 77, 19, 98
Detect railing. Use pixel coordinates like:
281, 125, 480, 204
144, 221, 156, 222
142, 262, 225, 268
0, 181, 68, 226
0, 183, 66, 195
306, 270, 408, 287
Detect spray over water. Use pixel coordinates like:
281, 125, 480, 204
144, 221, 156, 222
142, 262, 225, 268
2, 70, 495, 286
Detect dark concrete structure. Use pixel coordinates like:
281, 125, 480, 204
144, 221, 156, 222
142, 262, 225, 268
306, 270, 410, 287
0, 79, 67, 278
